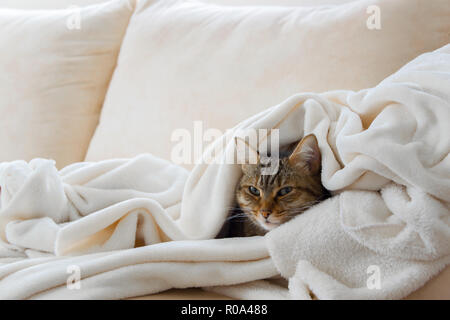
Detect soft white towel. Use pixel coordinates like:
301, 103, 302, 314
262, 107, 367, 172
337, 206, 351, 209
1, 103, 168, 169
0, 44, 449, 299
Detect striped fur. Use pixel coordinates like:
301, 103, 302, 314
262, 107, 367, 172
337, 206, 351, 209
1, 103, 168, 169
233, 135, 329, 236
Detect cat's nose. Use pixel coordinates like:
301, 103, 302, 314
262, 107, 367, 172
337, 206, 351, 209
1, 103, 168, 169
260, 209, 271, 219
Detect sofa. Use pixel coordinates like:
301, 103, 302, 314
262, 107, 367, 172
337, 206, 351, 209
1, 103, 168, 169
0, 0, 449, 299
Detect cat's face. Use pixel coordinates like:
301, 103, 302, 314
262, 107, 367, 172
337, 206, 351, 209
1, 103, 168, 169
235, 134, 327, 231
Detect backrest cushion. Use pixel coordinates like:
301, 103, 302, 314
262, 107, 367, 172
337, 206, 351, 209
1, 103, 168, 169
86, 0, 450, 169
0, 0, 135, 168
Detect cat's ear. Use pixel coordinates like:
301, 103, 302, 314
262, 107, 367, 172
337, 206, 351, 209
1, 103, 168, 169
235, 137, 259, 171
289, 134, 321, 174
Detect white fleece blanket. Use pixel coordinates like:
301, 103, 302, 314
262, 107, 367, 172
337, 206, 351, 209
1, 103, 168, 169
0, 44, 449, 299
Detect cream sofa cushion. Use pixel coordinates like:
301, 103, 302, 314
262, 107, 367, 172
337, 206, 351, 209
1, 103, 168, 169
86, 0, 450, 168
0, 0, 134, 168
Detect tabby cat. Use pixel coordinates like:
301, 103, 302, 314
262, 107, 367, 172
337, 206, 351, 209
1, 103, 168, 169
229, 134, 329, 237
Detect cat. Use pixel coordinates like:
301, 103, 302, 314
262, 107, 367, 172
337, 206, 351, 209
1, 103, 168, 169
228, 134, 329, 237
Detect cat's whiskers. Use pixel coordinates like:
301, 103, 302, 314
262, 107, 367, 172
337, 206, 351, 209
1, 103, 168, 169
226, 213, 247, 219
225, 207, 254, 222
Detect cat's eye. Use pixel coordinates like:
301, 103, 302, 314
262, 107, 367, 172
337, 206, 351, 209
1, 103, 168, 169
248, 186, 260, 196
277, 186, 293, 197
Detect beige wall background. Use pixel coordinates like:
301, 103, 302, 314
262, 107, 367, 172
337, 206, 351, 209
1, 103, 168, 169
0, 0, 356, 10
0, 0, 107, 9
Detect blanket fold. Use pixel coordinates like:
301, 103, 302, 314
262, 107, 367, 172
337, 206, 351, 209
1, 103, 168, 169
0, 44, 449, 299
